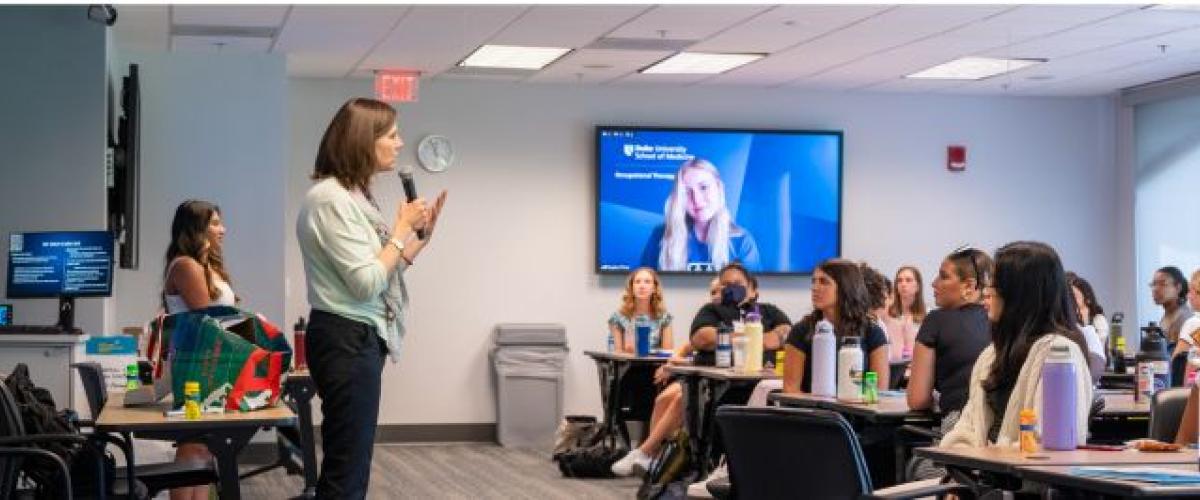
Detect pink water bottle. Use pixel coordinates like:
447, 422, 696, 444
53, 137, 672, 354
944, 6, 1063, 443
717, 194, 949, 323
1041, 340, 1077, 450
293, 316, 308, 371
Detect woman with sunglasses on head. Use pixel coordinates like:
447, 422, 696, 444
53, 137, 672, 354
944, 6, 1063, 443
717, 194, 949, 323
906, 247, 993, 420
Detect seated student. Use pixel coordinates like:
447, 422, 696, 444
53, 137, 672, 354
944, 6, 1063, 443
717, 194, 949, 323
783, 259, 889, 394
906, 247, 993, 421
652, 278, 722, 386
608, 267, 673, 354
940, 241, 1092, 450
884, 266, 927, 361
612, 263, 790, 477
1170, 269, 1200, 358
1152, 266, 1194, 346
861, 263, 893, 338
1066, 272, 1110, 367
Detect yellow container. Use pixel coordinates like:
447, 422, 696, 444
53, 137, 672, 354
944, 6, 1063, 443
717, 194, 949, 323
774, 350, 786, 376
183, 381, 202, 420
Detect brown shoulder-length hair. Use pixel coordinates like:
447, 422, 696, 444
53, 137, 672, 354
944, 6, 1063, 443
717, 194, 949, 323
619, 267, 667, 320
313, 97, 397, 196
801, 259, 872, 341
888, 265, 928, 322
163, 200, 230, 303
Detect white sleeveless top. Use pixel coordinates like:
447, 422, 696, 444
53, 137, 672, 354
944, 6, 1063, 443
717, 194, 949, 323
164, 258, 236, 314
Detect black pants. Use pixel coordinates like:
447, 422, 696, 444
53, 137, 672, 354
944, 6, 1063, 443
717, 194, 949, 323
306, 309, 387, 500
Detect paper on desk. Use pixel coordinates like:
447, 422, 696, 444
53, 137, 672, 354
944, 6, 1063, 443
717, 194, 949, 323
1071, 466, 1200, 484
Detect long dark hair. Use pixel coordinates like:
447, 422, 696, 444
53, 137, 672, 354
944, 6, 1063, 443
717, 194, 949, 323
983, 241, 1087, 393
1158, 266, 1189, 306
163, 200, 229, 302
860, 262, 890, 313
802, 259, 872, 341
1065, 272, 1105, 323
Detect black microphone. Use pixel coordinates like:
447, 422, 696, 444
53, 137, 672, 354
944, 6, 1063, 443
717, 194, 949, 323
397, 164, 426, 240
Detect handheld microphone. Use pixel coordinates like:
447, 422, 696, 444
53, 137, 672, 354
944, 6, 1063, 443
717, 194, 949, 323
397, 164, 426, 240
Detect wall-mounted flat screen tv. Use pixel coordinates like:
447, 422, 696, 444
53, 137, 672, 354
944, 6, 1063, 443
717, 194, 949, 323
596, 126, 842, 275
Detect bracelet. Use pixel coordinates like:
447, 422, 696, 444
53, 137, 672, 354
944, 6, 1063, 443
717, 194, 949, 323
389, 237, 405, 253
400, 254, 414, 266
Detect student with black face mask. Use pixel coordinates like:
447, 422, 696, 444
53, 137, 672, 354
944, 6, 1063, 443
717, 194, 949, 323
689, 262, 792, 366
612, 262, 790, 477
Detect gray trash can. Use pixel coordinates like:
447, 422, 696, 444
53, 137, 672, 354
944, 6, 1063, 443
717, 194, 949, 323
492, 323, 568, 449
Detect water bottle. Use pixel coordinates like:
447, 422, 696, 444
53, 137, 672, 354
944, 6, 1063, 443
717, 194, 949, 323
862, 371, 878, 404
811, 320, 837, 397
743, 311, 764, 373
183, 381, 202, 420
1135, 322, 1170, 403
607, 330, 615, 353
293, 316, 308, 371
837, 336, 864, 403
1109, 312, 1124, 372
716, 324, 733, 368
634, 314, 652, 357
1041, 340, 1078, 450
125, 363, 140, 391
1187, 348, 1200, 386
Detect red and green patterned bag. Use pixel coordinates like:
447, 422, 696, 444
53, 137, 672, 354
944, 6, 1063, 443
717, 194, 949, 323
146, 306, 292, 411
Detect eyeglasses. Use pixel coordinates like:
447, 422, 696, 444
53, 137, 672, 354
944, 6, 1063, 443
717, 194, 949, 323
951, 244, 985, 290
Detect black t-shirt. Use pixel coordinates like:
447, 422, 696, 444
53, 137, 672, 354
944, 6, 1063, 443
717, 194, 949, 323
689, 301, 791, 366
786, 320, 888, 393
915, 303, 991, 414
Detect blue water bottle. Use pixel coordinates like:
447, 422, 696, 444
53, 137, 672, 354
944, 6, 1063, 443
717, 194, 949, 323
635, 315, 652, 357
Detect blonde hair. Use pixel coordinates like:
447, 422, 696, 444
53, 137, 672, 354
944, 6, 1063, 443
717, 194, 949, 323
619, 267, 667, 319
659, 159, 732, 271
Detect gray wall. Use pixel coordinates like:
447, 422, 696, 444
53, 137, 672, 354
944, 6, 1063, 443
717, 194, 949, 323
286, 78, 1117, 424
0, 7, 109, 334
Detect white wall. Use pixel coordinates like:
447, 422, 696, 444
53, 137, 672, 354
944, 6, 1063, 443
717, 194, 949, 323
0, 7, 109, 334
1133, 94, 1200, 327
287, 79, 1118, 424
111, 51, 288, 331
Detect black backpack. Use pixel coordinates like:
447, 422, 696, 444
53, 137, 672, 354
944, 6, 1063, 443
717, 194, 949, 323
4, 363, 115, 497
553, 423, 625, 478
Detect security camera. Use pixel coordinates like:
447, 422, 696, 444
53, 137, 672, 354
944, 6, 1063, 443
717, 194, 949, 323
87, 5, 117, 26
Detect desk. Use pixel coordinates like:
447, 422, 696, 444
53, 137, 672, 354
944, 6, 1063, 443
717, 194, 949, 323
1100, 371, 1136, 390
915, 446, 1194, 492
1018, 463, 1200, 497
1099, 391, 1150, 418
97, 391, 296, 500
583, 351, 668, 448
667, 365, 777, 475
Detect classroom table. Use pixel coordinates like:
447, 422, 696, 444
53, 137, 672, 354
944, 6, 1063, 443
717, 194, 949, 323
1017, 463, 1200, 497
666, 364, 778, 476
1100, 371, 1136, 390
96, 391, 296, 500
583, 351, 669, 448
914, 445, 1195, 493
1098, 391, 1151, 418
770, 391, 935, 486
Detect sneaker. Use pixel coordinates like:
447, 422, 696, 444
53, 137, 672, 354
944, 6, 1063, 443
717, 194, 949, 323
686, 463, 729, 498
610, 448, 652, 476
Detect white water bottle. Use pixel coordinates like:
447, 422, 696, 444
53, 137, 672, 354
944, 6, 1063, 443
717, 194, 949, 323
743, 311, 764, 373
837, 336, 864, 403
811, 320, 837, 397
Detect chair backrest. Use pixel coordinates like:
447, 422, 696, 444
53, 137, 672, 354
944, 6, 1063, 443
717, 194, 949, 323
1170, 353, 1188, 387
1149, 386, 1190, 442
0, 382, 26, 497
889, 361, 909, 390
716, 405, 872, 499
70, 362, 108, 420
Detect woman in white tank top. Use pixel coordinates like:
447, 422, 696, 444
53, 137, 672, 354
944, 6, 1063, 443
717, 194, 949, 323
161, 200, 236, 500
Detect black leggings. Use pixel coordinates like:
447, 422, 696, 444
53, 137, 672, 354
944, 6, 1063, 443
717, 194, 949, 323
306, 309, 387, 500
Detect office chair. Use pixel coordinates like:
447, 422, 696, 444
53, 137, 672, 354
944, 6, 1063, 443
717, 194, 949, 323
716, 405, 974, 499
1148, 387, 1190, 442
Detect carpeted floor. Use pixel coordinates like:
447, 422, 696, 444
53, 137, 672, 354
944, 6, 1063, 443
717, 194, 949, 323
238, 443, 642, 499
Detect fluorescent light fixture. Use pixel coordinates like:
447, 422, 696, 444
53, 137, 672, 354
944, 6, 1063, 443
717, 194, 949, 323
906, 56, 1046, 80
459, 44, 571, 70
641, 52, 764, 75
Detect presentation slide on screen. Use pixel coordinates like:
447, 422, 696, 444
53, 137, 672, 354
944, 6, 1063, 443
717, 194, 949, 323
8, 231, 113, 297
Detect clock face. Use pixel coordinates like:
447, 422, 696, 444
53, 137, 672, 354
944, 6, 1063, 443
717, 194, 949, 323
417, 135, 454, 173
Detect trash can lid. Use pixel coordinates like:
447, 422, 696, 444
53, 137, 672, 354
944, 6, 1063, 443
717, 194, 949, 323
494, 323, 567, 346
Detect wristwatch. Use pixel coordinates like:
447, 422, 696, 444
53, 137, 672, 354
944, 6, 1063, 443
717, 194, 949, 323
389, 237, 405, 253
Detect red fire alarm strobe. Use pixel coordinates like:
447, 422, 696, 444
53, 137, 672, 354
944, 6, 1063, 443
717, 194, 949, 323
947, 145, 967, 172
375, 70, 420, 103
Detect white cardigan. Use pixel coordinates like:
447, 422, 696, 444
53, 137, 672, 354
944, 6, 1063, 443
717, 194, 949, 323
941, 334, 1092, 448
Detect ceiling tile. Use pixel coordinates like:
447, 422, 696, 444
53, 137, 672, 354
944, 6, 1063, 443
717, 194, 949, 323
490, 5, 649, 48
112, 5, 169, 53
360, 5, 529, 76
172, 5, 288, 28
607, 5, 773, 41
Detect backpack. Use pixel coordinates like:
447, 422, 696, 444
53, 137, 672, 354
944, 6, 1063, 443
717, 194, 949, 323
4, 363, 115, 498
553, 422, 625, 478
636, 429, 695, 500
553, 415, 600, 456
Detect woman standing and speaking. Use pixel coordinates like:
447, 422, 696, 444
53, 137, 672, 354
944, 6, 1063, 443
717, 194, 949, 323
297, 97, 447, 498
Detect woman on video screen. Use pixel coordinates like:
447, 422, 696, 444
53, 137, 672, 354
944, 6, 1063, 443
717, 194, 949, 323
642, 158, 760, 272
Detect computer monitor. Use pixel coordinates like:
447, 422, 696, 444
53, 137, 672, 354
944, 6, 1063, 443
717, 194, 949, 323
6, 231, 114, 330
